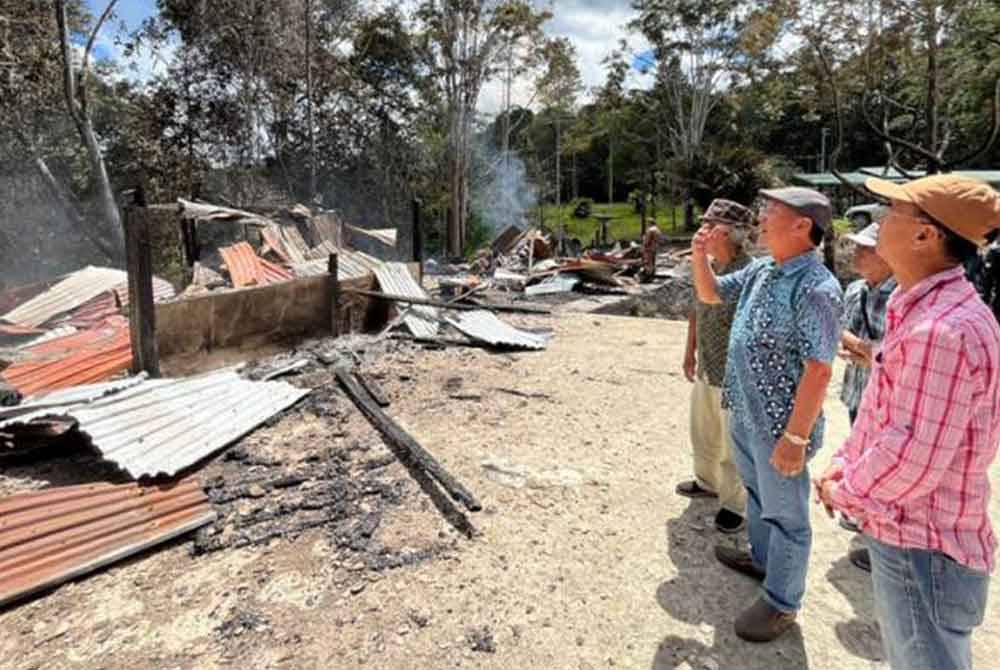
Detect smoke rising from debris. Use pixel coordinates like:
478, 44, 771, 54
473, 143, 537, 234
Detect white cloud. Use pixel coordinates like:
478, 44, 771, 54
479, 0, 652, 115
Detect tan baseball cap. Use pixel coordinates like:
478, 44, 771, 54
865, 174, 1000, 246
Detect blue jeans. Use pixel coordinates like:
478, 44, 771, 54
729, 424, 813, 612
866, 536, 990, 670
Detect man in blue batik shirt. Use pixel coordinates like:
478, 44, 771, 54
690, 187, 844, 643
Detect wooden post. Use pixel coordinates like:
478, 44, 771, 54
328, 252, 340, 337
124, 186, 160, 377
411, 198, 423, 285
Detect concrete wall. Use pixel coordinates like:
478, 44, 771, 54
156, 273, 379, 359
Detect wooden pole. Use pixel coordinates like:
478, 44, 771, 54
412, 198, 424, 285
335, 369, 481, 512
328, 252, 340, 337
124, 186, 159, 377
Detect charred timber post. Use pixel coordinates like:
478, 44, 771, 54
335, 369, 481, 512
342, 288, 552, 315
123, 185, 160, 377
412, 198, 424, 285
328, 253, 340, 337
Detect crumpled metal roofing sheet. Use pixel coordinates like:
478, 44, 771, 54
1, 318, 132, 396
262, 224, 310, 265
64, 276, 175, 330
445, 310, 549, 350
1, 267, 128, 327
0, 369, 309, 479
295, 246, 386, 280
220, 242, 293, 288
0, 478, 215, 608
347, 225, 398, 247
373, 262, 438, 338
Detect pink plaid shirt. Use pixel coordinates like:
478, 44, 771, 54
832, 266, 1000, 572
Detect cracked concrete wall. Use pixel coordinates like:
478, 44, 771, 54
156, 274, 379, 359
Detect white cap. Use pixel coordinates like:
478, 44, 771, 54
845, 222, 879, 247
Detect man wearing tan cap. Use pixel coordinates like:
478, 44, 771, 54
692, 187, 843, 642
677, 199, 754, 534
817, 174, 1000, 669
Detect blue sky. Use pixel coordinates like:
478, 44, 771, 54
84, 0, 157, 59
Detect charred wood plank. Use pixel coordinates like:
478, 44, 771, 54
356, 373, 390, 407
335, 369, 481, 512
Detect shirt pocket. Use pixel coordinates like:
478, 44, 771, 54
930, 552, 989, 633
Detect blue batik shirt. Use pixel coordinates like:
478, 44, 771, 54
718, 251, 844, 452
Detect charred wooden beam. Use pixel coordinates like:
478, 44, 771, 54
356, 373, 390, 407
335, 369, 481, 512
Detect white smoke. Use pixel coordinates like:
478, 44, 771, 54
472, 145, 538, 233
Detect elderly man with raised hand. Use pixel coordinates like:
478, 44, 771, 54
678, 199, 755, 534
690, 187, 843, 642
817, 175, 1000, 670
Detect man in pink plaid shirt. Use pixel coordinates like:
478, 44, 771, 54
817, 174, 1000, 670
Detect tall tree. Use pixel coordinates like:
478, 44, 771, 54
415, 0, 549, 256
536, 37, 583, 216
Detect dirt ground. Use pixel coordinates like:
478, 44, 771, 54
2, 312, 999, 669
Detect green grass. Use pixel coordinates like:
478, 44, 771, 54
832, 218, 852, 235
539, 200, 694, 244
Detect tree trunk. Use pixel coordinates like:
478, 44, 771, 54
54, 0, 124, 262
555, 117, 562, 212
32, 152, 115, 261
924, 0, 941, 173
607, 135, 614, 204
305, 0, 317, 201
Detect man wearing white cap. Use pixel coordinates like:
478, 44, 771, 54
837, 221, 896, 573
817, 174, 1000, 670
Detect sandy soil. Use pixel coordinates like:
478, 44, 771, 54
1, 312, 998, 669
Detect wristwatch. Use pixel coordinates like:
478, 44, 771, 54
783, 431, 809, 447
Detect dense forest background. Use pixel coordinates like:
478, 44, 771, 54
1, 0, 998, 284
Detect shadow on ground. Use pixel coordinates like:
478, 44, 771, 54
826, 538, 884, 663
651, 500, 809, 670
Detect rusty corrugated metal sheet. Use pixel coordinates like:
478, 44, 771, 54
0, 478, 215, 608
373, 262, 438, 338
0, 267, 128, 328
445, 310, 549, 350
220, 242, 293, 288
0, 368, 310, 479
1, 318, 131, 396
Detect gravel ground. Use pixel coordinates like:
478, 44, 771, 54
1, 312, 997, 669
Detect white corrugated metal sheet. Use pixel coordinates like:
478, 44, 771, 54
1, 267, 128, 327
293, 247, 386, 280
445, 310, 549, 350
0, 370, 309, 479
347, 225, 398, 247
372, 262, 438, 338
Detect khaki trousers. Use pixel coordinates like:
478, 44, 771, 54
689, 377, 746, 514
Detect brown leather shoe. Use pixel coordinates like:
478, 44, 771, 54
675, 480, 718, 499
714, 545, 765, 582
734, 597, 798, 642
